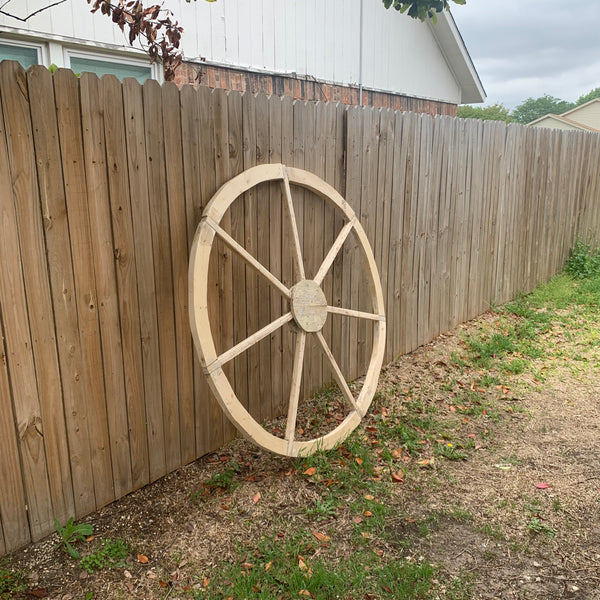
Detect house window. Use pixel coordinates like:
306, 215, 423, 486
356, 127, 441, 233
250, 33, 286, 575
67, 53, 153, 83
0, 41, 41, 69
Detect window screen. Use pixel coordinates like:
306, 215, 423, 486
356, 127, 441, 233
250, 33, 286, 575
0, 43, 39, 69
69, 56, 152, 83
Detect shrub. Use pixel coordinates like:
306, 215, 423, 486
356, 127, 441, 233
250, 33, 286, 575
565, 239, 600, 279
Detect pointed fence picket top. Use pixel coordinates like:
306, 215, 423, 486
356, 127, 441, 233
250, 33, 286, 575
1, 58, 600, 554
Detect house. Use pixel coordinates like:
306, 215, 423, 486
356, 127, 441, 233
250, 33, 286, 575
0, 0, 485, 115
529, 99, 600, 133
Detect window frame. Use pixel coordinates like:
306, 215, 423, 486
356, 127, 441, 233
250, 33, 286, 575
0, 37, 47, 67
63, 47, 160, 83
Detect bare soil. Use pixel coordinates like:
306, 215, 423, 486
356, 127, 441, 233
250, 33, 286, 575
5, 314, 600, 600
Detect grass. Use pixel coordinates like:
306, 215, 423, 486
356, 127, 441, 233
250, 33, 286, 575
195, 531, 472, 599
187, 246, 600, 600
4, 243, 600, 600
79, 538, 130, 573
0, 566, 25, 599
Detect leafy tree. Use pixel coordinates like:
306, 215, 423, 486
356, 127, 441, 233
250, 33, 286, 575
575, 87, 600, 107
383, 0, 466, 22
511, 95, 575, 125
457, 103, 512, 123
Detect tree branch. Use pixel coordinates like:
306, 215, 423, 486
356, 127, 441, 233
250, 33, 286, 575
0, 0, 67, 22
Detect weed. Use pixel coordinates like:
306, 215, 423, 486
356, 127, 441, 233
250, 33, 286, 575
527, 517, 556, 538
201, 463, 242, 494
79, 538, 130, 573
566, 239, 600, 279
478, 523, 505, 540
54, 517, 94, 560
436, 442, 468, 461
0, 566, 25, 599
306, 496, 338, 521
523, 499, 542, 516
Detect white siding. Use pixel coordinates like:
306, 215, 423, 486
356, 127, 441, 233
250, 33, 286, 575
564, 102, 600, 130
530, 117, 580, 132
1, 0, 463, 103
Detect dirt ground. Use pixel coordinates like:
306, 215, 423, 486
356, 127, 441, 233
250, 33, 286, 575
4, 313, 600, 600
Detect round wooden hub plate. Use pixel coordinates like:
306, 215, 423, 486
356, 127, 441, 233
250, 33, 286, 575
290, 280, 328, 333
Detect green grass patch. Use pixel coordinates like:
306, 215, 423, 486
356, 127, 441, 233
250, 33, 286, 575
0, 566, 25, 599
197, 531, 472, 599
79, 538, 130, 573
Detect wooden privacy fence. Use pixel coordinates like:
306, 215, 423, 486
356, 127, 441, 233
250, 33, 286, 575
1, 60, 600, 555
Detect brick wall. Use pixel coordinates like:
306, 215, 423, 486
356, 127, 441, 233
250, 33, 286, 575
173, 61, 457, 117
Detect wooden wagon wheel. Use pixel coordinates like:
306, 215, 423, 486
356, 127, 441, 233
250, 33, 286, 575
189, 163, 386, 457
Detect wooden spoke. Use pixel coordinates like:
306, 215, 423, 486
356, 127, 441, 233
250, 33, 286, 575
281, 166, 305, 281
315, 331, 361, 415
313, 218, 356, 285
285, 331, 306, 449
206, 312, 294, 374
206, 216, 290, 298
189, 164, 386, 457
327, 305, 384, 321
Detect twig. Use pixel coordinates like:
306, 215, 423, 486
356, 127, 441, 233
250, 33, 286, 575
573, 475, 600, 485
0, 0, 67, 21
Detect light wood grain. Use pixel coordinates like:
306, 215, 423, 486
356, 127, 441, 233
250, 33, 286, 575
123, 78, 166, 482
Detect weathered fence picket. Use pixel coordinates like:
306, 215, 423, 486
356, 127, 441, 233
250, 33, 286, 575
1, 60, 600, 554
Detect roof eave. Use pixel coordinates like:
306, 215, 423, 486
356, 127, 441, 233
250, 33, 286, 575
428, 10, 486, 105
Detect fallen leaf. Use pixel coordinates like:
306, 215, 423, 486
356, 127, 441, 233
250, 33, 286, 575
124, 570, 132, 579
361, 531, 372, 538
352, 516, 364, 524
221, 504, 230, 510
364, 494, 375, 500
252, 492, 261, 504
364, 510, 373, 517
241, 562, 254, 570
203, 577, 210, 587
159, 580, 168, 588
85, 535, 95, 542
137, 554, 149, 564
381, 585, 392, 593
535, 483, 550, 489
264, 561, 272, 571
304, 467, 317, 476
392, 448, 402, 458
312, 531, 331, 543
299, 591, 311, 597
355, 457, 363, 465
27, 589, 48, 599
252, 584, 261, 593
391, 471, 404, 483
298, 558, 308, 571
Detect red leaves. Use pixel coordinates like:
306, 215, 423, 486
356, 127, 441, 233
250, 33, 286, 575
85, 0, 184, 80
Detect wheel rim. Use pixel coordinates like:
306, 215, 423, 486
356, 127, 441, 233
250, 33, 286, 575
189, 163, 386, 457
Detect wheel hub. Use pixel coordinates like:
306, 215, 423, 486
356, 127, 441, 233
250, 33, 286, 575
290, 279, 328, 332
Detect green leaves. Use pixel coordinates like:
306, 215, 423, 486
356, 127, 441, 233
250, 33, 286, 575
53, 518, 94, 560
382, 0, 465, 22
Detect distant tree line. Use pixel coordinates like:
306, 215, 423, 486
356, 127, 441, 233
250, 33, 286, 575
458, 88, 600, 124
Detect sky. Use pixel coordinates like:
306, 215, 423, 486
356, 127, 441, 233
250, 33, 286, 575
451, 0, 600, 109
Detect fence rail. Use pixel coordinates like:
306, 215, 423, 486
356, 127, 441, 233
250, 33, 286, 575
1, 60, 599, 554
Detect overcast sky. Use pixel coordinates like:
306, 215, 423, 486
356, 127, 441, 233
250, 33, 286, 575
451, 0, 600, 109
